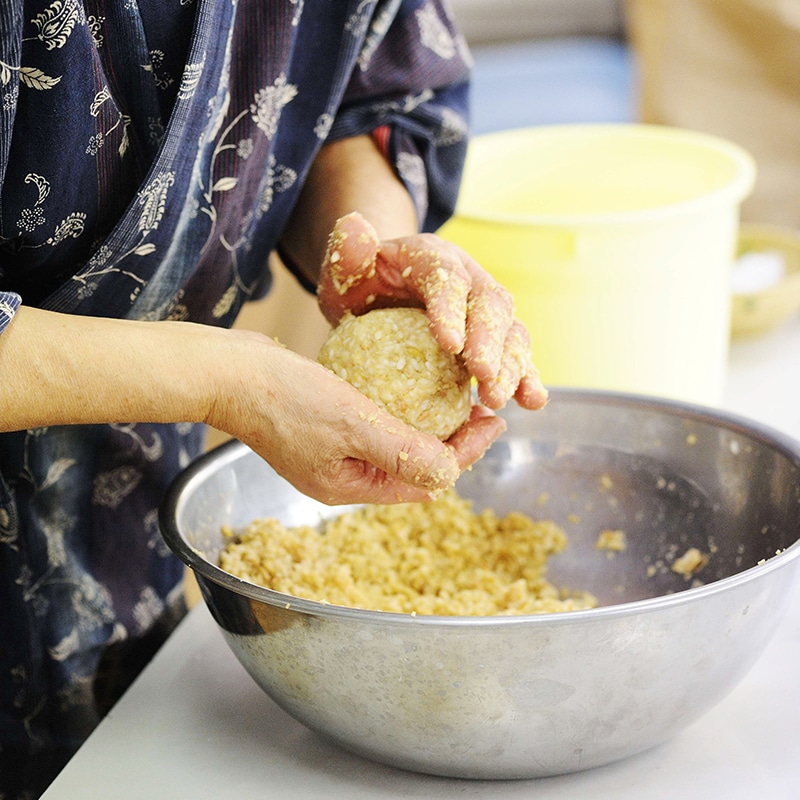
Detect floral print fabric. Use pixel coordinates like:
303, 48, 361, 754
0, 0, 470, 795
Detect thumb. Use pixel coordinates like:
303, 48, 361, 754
335, 413, 462, 504
317, 212, 380, 325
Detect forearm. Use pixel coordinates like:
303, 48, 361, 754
0, 305, 246, 432
279, 134, 419, 286
0, 304, 471, 503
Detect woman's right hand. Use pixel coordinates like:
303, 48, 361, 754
0, 306, 503, 506
205, 330, 506, 505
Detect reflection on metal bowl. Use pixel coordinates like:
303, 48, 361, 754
159, 389, 800, 780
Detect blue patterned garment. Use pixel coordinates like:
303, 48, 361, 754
0, 1, 470, 794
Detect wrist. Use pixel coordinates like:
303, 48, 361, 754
0, 308, 226, 431
278, 135, 418, 286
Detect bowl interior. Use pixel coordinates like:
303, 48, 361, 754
165, 390, 800, 612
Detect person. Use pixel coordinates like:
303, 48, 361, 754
0, 2, 547, 796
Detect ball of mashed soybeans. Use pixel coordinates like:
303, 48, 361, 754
318, 308, 472, 439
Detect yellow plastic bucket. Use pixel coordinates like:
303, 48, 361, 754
439, 124, 756, 405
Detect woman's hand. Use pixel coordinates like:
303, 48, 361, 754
276, 138, 547, 501
317, 211, 548, 412
206, 332, 505, 505
0, 307, 502, 506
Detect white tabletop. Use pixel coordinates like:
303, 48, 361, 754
43, 317, 800, 800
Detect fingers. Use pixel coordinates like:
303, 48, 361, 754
462, 276, 515, 382
316, 211, 549, 419
376, 234, 545, 410
331, 441, 460, 505
414, 245, 549, 412
399, 243, 548, 411
377, 237, 471, 355
218, 330, 511, 509
286, 361, 464, 504
316, 212, 381, 326
311, 401, 463, 506
475, 321, 549, 411
445, 406, 507, 470
330, 405, 509, 505
317, 212, 473, 351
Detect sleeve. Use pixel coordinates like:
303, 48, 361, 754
328, 0, 472, 233
0, 292, 21, 335
0, 3, 24, 191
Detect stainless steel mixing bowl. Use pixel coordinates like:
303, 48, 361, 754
159, 389, 800, 779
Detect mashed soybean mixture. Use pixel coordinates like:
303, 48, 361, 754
219, 491, 596, 616
317, 307, 472, 440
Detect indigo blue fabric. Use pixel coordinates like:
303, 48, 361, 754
0, 1, 470, 795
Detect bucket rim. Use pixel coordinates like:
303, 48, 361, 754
453, 123, 757, 228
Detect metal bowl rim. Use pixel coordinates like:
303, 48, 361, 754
159, 388, 800, 629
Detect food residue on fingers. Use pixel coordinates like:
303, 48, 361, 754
322, 212, 379, 296
464, 289, 509, 373
490, 327, 535, 404
417, 262, 468, 349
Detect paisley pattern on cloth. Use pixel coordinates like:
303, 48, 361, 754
0, 0, 470, 794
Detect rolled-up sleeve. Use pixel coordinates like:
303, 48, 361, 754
0, 292, 21, 335
329, 0, 472, 233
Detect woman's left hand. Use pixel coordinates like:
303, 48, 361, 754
317, 211, 548, 412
